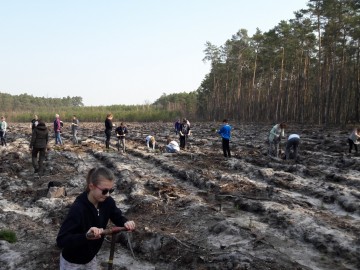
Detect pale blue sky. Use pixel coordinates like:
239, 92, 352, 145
1, 0, 309, 106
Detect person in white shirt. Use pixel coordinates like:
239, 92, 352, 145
285, 134, 300, 160
165, 138, 180, 153
146, 135, 156, 150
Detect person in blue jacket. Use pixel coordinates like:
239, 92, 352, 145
56, 167, 135, 269
218, 119, 232, 157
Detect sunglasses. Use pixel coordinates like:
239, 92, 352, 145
93, 184, 115, 195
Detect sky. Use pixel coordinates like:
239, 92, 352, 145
0, 0, 309, 106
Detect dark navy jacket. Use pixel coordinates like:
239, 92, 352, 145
56, 192, 128, 264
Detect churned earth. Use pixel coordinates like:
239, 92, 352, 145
0, 122, 359, 270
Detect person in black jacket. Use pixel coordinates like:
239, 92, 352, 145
30, 120, 48, 175
179, 118, 191, 150
104, 113, 115, 150
115, 122, 128, 152
56, 167, 135, 269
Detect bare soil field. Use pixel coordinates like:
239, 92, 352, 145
0, 122, 359, 270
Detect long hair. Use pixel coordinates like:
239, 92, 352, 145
85, 167, 115, 192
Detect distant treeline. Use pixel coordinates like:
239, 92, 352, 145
0, 92, 183, 123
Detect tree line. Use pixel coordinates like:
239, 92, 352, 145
0, 92, 181, 123
196, 0, 360, 125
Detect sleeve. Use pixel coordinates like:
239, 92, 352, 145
270, 125, 278, 136
30, 130, 36, 147
108, 198, 128, 227
56, 205, 88, 249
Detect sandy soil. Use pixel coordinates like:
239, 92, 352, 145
0, 122, 359, 270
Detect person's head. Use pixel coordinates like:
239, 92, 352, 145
166, 136, 172, 144
34, 115, 38, 120
1, 116, 5, 121
120, 122, 124, 126
73, 115, 77, 119
223, 119, 228, 123
55, 114, 59, 118
183, 118, 187, 123
279, 122, 286, 129
86, 167, 115, 202
106, 113, 113, 119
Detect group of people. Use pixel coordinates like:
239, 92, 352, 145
268, 122, 301, 160
29, 114, 80, 176
103, 116, 192, 154
268, 123, 360, 159
7, 112, 360, 179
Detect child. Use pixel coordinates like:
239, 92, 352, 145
56, 167, 135, 269
146, 135, 156, 150
115, 122, 128, 152
166, 137, 180, 153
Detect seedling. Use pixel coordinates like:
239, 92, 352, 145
0, 229, 17, 243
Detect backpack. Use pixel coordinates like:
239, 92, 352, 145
116, 127, 125, 136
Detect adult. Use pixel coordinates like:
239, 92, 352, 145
56, 167, 135, 269
174, 119, 181, 135
146, 135, 156, 150
348, 128, 360, 154
71, 115, 79, 144
115, 122, 128, 152
30, 114, 39, 130
0, 116, 7, 147
285, 134, 300, 160
54, 114, 63, 145
30, 120, 49, 175
165, 138, 180, 153
179, 118, 190, 150
218, 119, 232, 158
268, 122, 286, 158
104, 113, 115, 150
